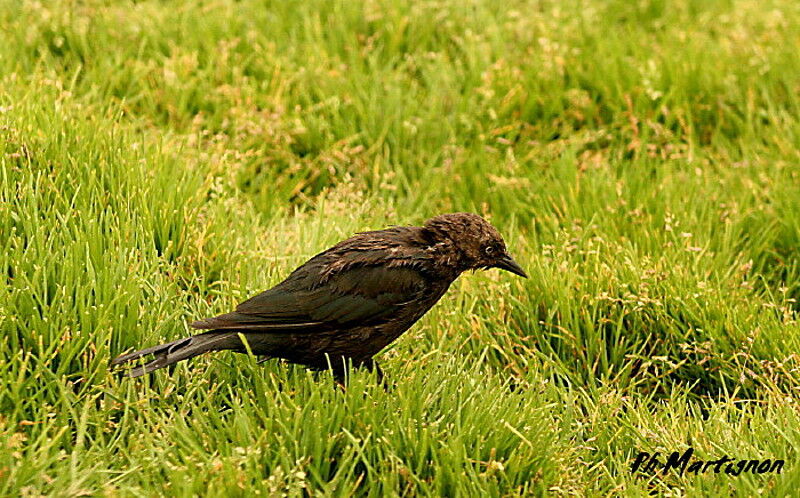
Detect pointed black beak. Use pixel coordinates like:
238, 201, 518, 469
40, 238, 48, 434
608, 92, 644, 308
493, 254, 528, 278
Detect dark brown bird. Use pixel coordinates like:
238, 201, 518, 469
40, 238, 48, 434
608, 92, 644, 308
110, 212, 527, 381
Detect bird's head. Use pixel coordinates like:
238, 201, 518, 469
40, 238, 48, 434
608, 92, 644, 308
423, 212, 528, 278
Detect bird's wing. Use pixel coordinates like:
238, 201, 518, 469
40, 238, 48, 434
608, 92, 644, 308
190, 263, 429, 333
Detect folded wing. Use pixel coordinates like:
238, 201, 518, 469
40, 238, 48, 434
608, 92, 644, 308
190, 264, 428, 333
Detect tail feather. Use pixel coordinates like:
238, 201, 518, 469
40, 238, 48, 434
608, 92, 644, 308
110, 332, 243, 378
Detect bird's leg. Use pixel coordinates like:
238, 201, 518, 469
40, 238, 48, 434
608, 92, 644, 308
358, 358, 388, 388
326, 357, 387, 389
328, 358, 350, 388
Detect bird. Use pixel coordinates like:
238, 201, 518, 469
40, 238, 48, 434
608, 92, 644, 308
110, 212, 528, 381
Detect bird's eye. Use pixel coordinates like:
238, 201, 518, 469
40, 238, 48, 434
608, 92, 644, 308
484, 245, 494, 255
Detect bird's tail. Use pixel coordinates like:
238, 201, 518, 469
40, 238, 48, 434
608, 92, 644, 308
110, 331, 243, 378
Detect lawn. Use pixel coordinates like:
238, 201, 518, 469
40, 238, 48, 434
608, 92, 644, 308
2, 0, 800, 495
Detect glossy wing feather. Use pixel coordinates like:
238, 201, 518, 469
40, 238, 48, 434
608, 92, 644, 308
190, 263, 427, 333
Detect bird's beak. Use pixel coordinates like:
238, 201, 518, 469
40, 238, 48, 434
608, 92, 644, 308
493, 254, 528, 278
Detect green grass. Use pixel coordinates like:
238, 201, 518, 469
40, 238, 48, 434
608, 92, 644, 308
3, 0, 800, 494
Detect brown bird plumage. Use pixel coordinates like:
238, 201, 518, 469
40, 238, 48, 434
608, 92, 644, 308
110, 212, 527, 381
